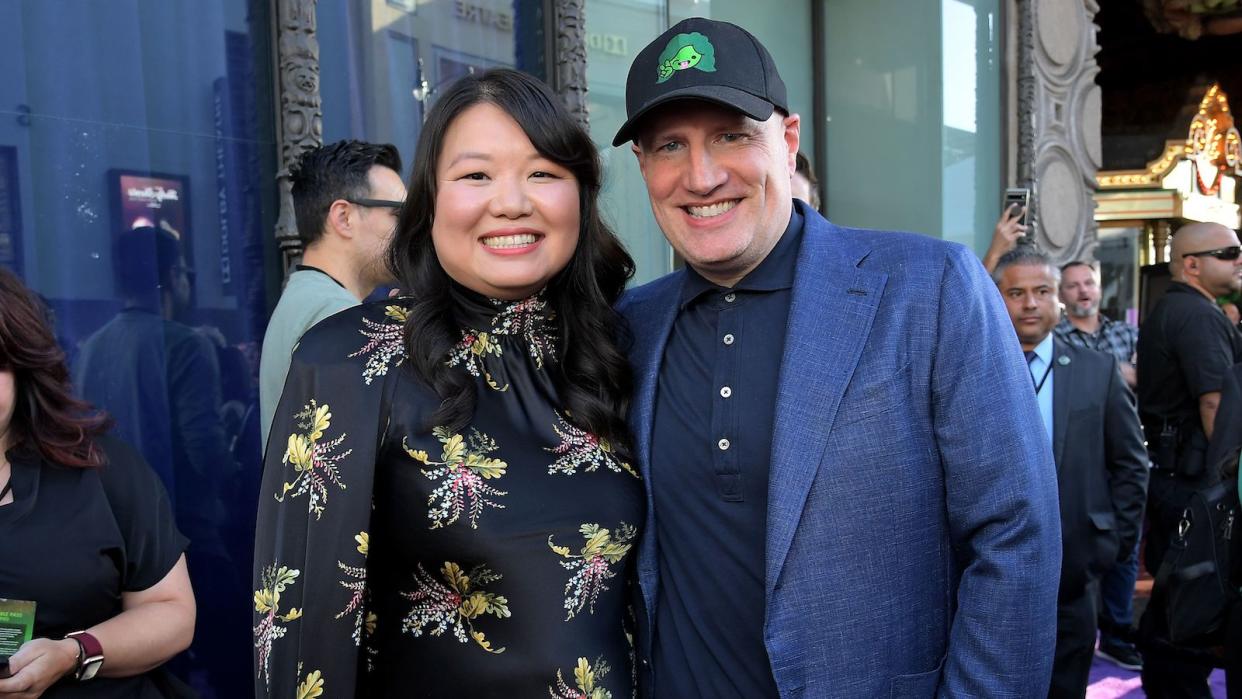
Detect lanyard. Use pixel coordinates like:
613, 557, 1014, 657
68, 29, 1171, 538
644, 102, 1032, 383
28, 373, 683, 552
1031, 357, 1053, 395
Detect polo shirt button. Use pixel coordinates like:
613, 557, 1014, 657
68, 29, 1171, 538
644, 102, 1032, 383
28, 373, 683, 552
723, 333, 734, 345
724, 292, 736, 303
720, 386, 732, 398
718, 438, 730, 451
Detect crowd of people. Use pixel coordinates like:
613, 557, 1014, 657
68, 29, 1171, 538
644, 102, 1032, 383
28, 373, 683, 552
2, 15, 1241, 699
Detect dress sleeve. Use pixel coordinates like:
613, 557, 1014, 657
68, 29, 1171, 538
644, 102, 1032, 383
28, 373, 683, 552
252, 304, 401, 699
96, 435, 189, 592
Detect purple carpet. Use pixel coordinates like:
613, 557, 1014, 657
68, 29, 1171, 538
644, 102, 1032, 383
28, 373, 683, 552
1087, 654, 1226, 698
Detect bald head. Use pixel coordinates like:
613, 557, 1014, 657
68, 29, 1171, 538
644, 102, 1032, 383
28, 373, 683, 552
1171, 222, 1234, 260
1170, 222, 1242, 298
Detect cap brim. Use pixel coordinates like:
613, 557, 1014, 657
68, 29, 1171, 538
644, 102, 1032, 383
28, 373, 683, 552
610, 85, 776, 147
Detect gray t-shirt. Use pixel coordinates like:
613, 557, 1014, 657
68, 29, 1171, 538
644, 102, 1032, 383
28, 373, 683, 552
259, 268, 359, 448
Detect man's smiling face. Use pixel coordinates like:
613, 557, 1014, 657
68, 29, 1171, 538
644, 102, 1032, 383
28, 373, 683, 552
633, 101, 799, 287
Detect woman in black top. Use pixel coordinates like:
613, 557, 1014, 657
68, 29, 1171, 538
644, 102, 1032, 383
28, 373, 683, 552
254, 69, 641, 698
0, 269, 195, 698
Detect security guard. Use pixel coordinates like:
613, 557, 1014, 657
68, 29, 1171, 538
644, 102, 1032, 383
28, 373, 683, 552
1136, 221, 1242, 698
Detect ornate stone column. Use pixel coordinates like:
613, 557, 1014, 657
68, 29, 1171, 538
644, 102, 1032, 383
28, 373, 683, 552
273, 0, 323, 274
1016, 0, 1102, 264
550, 0, 589, 131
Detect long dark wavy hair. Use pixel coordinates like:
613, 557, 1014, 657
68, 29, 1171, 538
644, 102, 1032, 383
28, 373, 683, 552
387, 68, 636, 462
0, 268, 110, 467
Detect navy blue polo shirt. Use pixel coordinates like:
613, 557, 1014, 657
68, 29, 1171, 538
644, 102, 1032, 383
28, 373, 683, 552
649, 209, 802, 698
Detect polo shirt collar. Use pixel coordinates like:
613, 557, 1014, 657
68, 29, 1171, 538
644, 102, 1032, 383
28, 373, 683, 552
679, 207, 804, 309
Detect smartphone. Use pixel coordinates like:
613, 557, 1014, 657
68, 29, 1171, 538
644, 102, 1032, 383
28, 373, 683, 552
1003, 188, 1030, 227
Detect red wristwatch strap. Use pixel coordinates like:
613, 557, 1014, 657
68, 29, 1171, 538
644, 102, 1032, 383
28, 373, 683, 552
65, 630, 103, 679
66, 631, 102, 659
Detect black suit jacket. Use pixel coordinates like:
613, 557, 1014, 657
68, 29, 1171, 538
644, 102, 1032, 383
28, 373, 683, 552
1051, 338, 1149, 597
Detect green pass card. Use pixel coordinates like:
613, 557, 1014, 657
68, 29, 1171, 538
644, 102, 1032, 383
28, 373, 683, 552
0, 599, 35, 660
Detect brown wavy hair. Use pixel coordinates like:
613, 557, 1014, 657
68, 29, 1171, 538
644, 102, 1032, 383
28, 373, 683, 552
0, 268, 110, 467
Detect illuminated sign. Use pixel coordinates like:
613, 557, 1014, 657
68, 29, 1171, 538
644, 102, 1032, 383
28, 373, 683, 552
454, 1, 512, 32
1188, 84, 1242, 196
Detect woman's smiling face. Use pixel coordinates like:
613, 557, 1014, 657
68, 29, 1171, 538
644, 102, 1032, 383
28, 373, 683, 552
430, 102, 581, 300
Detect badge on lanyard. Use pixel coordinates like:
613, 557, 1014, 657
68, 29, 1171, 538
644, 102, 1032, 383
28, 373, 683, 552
0, 599, 35, 677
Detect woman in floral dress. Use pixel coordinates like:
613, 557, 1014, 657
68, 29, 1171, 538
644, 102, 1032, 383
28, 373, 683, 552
253, 69, 642, 698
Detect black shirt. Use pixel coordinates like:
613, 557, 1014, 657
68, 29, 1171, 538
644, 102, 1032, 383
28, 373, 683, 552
649, 211, 802, 698
0, 436, 187, 699
1137, 281, 1242, 429
254, 288, 644, 697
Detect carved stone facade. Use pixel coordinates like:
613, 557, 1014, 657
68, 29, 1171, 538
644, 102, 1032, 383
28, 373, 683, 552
273, 0, 323, 273
1016, 0, 1102, 264
551, 0, 590, 131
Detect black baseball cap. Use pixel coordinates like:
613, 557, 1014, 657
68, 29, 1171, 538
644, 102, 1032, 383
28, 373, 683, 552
611, 17, 788, 147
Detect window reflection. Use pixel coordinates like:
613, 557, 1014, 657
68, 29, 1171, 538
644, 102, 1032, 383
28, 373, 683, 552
0, 2, 276, 697
318, 0, 545, 168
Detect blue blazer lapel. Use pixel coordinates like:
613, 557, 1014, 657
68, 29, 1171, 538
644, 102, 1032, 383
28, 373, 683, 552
766, 212, 888, 594
627, 274, 685, 485
622, 271, 685, 624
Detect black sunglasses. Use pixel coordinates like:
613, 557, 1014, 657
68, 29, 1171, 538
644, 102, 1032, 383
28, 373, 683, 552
345, 197, 403, 211
1182, 246, 1242, 261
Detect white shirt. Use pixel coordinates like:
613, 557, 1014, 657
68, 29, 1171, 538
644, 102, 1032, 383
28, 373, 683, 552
1028, 333, 1054, 444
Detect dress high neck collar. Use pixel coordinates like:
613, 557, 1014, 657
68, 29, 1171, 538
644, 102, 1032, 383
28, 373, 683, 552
448, 282, 559, 369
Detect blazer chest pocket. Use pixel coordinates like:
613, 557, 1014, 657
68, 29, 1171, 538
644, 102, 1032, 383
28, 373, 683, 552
838, 361, 912, 426
889, 654, 945, 698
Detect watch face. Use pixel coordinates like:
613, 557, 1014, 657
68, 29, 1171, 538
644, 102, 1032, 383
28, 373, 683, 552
78, 656, 103, 681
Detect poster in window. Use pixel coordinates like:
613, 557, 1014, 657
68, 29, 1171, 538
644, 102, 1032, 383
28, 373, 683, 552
107, 171, 191, 254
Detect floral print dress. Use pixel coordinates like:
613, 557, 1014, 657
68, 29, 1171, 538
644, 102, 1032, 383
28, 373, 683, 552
253, 285, 643, 698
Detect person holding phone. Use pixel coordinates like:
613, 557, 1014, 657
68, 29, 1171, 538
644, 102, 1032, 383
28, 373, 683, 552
983, 198, 1030, 273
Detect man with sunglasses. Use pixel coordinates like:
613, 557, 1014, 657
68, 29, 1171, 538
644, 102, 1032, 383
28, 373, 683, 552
1136, 222, 1242, 697
259, 140, 405, 446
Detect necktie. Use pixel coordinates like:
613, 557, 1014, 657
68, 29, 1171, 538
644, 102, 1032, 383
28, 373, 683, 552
1024, 350, 1036, 364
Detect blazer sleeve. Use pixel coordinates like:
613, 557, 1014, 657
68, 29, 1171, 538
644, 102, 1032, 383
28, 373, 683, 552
1102, 356, 1149, 560
930, 245, 1062, 697
252, 306, 397, 698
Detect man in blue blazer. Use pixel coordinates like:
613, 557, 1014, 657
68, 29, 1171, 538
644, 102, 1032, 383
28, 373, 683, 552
612, 18, 1062, 698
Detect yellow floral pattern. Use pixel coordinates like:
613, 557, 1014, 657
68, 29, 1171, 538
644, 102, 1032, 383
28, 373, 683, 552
405, 427, 508, 529
446, 293, 557, 391
401, 561, 510, 654
295, 664, 324, 699
447, 330, 509, 391
549, 523, 637, 620
334, 531, 370, 645
546, 411, 639, 479
276, 400, 352, 519
253, 565, 303, 686
549, 656, 613, 699
349, 304, 408, 384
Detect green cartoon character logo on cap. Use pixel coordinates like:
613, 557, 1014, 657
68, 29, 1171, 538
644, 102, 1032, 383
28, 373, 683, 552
656, 32, 716, 83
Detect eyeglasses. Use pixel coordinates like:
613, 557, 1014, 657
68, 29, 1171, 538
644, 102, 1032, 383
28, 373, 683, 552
1182, 246, 1242, 261
345, 198, 403, 211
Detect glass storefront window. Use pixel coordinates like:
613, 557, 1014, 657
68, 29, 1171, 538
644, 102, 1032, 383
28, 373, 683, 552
824, 0, 1001, 253
1, 2, 277, 697
587, 0, 816, 284
318, 0, 547, 172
